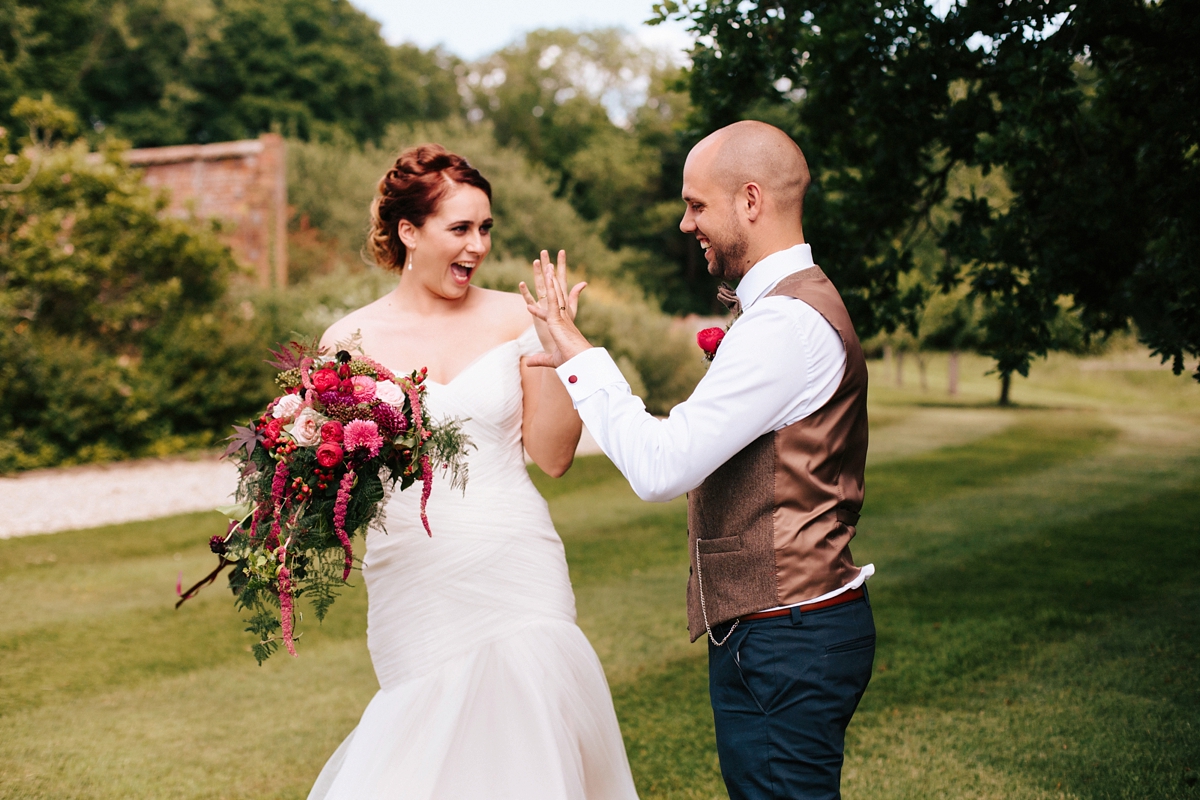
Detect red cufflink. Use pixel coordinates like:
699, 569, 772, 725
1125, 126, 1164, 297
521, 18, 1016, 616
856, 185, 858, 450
568, 375, 578, 384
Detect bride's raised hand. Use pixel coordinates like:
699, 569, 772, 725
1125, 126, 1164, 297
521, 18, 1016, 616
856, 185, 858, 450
522, 250, 585, 352
519, 250, 591, 368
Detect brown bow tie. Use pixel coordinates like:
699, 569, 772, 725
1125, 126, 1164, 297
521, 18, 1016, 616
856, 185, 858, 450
716, 282, 742, 316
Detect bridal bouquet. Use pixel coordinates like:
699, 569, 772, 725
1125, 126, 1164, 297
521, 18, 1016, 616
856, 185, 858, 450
178, 340, 470, 663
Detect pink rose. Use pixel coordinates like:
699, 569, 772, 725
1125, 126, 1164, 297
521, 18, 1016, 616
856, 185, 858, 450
316, 442, 343, 467
374, 379, 404, 407
287, 408, 325, 447
312, 369, 339, 393
350, 375, 376, 403
320, 420, 344, 443
697, 327, 725, 360
271, 393, 303, 420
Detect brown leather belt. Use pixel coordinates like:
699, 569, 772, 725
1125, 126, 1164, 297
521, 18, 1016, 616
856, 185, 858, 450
739, 587, 865, 622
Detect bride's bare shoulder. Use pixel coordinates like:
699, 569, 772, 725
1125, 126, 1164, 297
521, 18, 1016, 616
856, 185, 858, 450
471, 287, 533, 337
320, 296, 393, 350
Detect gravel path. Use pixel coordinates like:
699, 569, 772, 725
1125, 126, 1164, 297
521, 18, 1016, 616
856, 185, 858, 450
0, 456, 241, 539
0, 428, 603, 539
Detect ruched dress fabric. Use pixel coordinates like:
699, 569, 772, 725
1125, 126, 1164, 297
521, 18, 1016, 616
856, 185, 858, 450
308, 325, 639, 800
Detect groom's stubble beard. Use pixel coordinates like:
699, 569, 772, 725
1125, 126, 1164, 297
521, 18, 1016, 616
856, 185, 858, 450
706, 223, 750, 282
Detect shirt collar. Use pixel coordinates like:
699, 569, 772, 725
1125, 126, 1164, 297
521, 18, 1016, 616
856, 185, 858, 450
735, 244, 815, 310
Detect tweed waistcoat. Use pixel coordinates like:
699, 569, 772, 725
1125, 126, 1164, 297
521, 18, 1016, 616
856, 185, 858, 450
686, 266, 869, 642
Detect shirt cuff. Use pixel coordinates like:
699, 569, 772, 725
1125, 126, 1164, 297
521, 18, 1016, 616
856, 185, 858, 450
555, 347, 628, 405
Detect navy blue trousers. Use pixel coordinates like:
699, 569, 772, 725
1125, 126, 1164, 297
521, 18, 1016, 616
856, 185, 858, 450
707, 592, 875, 800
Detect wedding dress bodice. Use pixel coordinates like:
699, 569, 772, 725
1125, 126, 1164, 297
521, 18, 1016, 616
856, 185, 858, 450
382, 324, 556, 515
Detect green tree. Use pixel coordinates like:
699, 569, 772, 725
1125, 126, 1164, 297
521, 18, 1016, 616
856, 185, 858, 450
0, 0, 460, 147
656, 0, 1200, 390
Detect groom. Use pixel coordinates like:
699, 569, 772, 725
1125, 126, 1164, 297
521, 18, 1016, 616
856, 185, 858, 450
522, 120, 875, 800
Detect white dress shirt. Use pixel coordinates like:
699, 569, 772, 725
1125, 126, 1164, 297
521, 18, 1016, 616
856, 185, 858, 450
556, 243, 875, 607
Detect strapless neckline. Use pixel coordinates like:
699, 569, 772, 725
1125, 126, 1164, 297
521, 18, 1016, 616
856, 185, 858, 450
385, 325, 537, 388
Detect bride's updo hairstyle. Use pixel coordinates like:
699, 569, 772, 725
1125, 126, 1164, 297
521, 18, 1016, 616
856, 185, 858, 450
367, 144, 492, 272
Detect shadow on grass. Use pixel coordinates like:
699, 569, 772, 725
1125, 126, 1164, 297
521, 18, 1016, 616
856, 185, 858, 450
857, 477, 1200, 799
864, 415, 1116, 516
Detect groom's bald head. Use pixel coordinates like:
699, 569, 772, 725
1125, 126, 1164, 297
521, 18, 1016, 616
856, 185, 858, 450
680, 121, 811, 279
689, 120, 811, 220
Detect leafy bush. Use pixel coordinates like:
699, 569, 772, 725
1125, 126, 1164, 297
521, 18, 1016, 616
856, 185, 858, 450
0, 109, 276, 470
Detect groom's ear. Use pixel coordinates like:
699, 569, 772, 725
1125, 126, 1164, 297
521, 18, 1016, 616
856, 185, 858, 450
741, 181, 765, 223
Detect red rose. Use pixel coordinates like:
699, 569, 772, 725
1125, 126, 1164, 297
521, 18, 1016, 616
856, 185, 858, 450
339, 379, 355, 394
697, 327, 725, 359
312, 369, 339, 393
337, 364, 352, 379
316, 442, 344, 467
320, 421, 344, 443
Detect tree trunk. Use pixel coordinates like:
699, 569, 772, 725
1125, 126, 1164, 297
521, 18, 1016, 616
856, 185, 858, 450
999, 372, 1012, 406
895, 350, 904, 387
948, 351, 959, 396
917, 352, 928, 391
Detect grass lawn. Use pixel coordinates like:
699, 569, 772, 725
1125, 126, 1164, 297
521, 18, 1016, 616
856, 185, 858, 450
1, 353, 1198, 799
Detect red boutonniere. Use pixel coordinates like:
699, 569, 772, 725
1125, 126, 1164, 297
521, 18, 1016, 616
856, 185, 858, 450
697, 327, 726, 361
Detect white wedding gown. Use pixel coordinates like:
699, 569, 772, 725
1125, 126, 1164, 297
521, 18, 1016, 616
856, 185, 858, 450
309, 325, 639, 800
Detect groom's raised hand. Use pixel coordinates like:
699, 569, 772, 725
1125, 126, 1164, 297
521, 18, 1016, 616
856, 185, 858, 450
519, 249, 593, 369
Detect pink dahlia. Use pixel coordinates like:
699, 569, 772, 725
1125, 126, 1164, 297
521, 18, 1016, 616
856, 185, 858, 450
350, 375, 377, 403
344, 419, 384, 457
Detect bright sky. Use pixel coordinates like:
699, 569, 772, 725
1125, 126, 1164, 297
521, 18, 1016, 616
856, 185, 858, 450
347, 0, 695, 61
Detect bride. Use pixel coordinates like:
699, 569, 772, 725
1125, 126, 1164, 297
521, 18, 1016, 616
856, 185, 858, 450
307, 144, 639, 800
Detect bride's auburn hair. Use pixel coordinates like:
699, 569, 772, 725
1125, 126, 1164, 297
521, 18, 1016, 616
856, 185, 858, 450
367, 144, 492, 272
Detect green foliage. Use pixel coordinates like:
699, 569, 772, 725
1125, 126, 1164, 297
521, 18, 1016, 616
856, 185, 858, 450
0, 103, 275, 469
0, 0, 460, 147
662, 0, 1200, 383
9, 94, 79, 144
1, 145, 230, 344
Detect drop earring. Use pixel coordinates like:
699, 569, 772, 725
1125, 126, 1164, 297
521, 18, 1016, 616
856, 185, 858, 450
405, 247, 413, 271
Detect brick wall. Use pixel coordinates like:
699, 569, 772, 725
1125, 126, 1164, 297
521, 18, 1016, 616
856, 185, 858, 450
125, 134, 287, 287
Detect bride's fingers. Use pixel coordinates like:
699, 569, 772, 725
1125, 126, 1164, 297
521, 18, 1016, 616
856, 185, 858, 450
556, 249, 568, 289
539, 250, 555, 306
518, 281, 547, 320
531, 258, 546, 301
